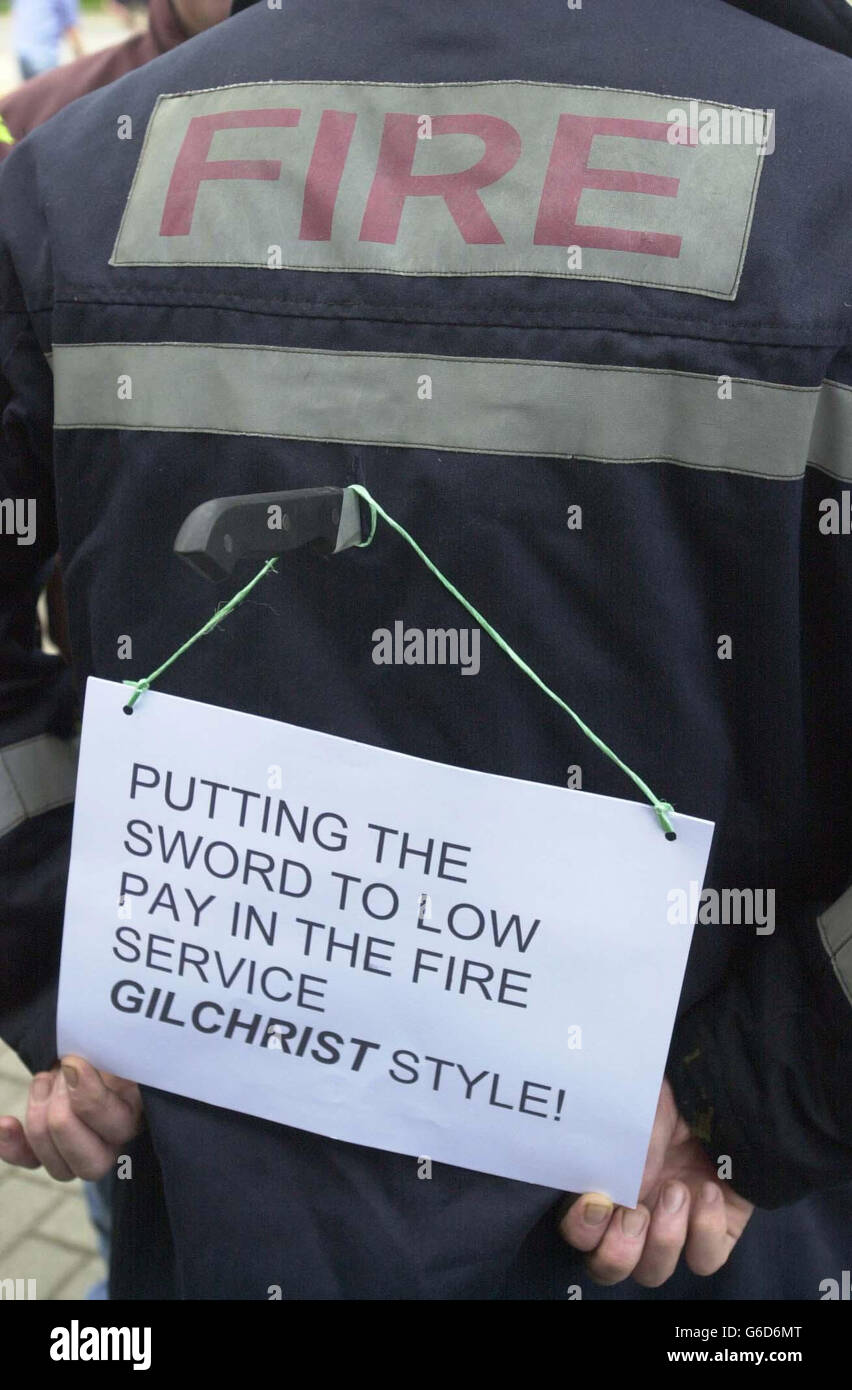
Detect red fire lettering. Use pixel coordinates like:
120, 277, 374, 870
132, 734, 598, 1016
160, 108, 300, 237
299, 109, 358, 241
534, 114, 683, 257
360, 112, 522, 245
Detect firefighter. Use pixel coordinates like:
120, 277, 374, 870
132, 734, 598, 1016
0, 0, 850, 1299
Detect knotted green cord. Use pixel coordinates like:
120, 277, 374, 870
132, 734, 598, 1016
121, 487, 676, 837
122, 556, 279, 712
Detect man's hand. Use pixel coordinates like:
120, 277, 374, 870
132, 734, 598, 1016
559, 1078, 754, 1287
0, 1056, 142, 1182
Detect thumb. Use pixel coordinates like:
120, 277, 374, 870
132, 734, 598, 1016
0, 1114, 41, 1168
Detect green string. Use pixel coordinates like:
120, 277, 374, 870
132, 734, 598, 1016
122, 556, 279, 712
121, 487, 676, 837
349, 484, 675, 839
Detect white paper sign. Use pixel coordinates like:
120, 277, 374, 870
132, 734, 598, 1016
58, 677, 714, 1205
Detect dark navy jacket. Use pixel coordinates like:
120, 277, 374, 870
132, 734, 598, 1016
1, 0, 851, 1298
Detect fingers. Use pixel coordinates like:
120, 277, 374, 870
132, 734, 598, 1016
685, 1182, 732, 1276
24, 1071, 75, 1180
7, 1059, 143, 1183
584, 1203, 652, 1285
0, 1114, 41, 1168
58, 1057, 142, 1146
632, 1181, 690, 1287
43, 1068, 117, 1181
98, 1070, 145, 1119
560, 1189, 686, 1288
558, 1192, 615, 1252
561, 1181, 739, 1288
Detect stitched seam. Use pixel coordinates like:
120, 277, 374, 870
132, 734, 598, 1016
728, 114, 767, 301
52, 422, 835, 481
51, 292, 850, 341
144, 75, 777, 113
105, 262, 744, 299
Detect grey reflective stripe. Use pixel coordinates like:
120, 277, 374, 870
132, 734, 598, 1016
818, 889, 852, 1009
810, 380, 852, 481
53, 342, 850, 482
0, 734, 79, 839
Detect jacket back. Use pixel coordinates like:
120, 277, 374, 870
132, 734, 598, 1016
1, 0, 851, 1297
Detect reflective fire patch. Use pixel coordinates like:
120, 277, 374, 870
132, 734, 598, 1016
112, 80, 767, 299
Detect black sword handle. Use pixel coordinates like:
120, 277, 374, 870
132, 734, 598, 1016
173, 486, 367, 580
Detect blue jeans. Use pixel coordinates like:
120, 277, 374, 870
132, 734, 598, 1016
84, 1174, 114, 1300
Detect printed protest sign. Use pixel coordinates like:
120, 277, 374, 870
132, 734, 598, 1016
58, 677, 714, 1205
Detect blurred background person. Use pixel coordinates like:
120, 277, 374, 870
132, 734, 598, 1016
10, 0, 83, 81
1, 0, 229, 151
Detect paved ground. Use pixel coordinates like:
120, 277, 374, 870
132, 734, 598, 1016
0, 1042, 105, 1300
1, 10, 131, 102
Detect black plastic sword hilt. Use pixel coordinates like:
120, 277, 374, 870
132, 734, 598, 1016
173, 485, 367, 581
